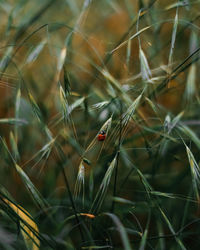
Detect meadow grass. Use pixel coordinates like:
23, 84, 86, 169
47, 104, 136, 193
0, 0, 200, 249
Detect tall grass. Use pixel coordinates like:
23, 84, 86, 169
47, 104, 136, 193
0, 0, 200, 249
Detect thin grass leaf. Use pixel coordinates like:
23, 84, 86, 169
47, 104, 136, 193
28, 92, 43, 122
185, 145, 200, 200
158, 206, 186, 250
44, 126, 53, 141
91, 101, 109, 110
133, 161, 186, 249
101, 69, 123, 92
118, 94, 142, 140
57, 47, 67, 72
67, 97, 85, 116
145, 97, 160, 117
189, 30, 198, 54
165, 1, 189, 10
171, 111, 184, 129
105, 94, 142, 149
151, 191, 177, 199
15, 88, 21, 119
179, 125, 200, 150
103, 213, 132, 250
75, 0, 93, 28
28, 91, 52, 140
166, 111, 184, 134
139, 48, 152, 82
9, 132, 20, 161
62, 69, 71, 97
168, 6, 179, 72
15, 87, 21, 142
130, 161, 186, 249
126, 38, 131, 68
74, 161, 85, 205
122, 94, 142, 125
1, 127, 49, 211
142, 125, 178, 143
100, 69, 133, 105
184, 64, 196, 102
0, 46, 13, 69
24, 138, 56, 174
15, 164, 48, 210
0, 118, 28, 125
3, 198, 40, 250
60, 87, 84, 117
57, 86, 85, 127
180, 188, 193, 234
59, 84, 68, 119
139, 224, 148, 250
55, 47, 67, 87
150, 191, 197, 203
135, 168, 152, 195
110, 26, 151, 53
164, 114, 171, 133
157, 222, 165, 250
91, 156, 117, 213
112, 197, 135, 206
59, 212, 95, 229
26, 40, 46, 64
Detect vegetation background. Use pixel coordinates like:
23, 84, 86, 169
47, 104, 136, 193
0, 0, 200, 249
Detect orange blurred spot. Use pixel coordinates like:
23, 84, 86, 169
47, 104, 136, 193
80, 213, 95, 219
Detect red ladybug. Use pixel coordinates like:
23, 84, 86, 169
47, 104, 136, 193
98, 130, 106, 141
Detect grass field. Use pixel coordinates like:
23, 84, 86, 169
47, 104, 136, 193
0, 0, 200, 249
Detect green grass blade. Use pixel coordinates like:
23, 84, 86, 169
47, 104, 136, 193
91, 155, 117, 213
185, 145, 200, 200
168, 6, 179, 72
103, 213, 132, 250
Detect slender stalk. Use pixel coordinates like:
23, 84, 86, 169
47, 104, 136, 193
54, 143, 85, 242
111, 100, 122, 212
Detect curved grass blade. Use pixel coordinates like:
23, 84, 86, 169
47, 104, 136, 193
168, 6, 179, 73
185, 145, 200, 201
55, 47, 67, 83
22, 138, 56, 176
0, 137, 48, 210
103, 213, 132, 250
28, 92, 43, 123
91, 101, 109, 110
139, 213, 150, 250
90, 155, 117, 214
9, 131, 20, 162
28, 90, 53, 140
110, 26, 150, 54
179, 125, 200, 150
139, 48, 152, 82
106, 94, 142, 147
74, 161, 85, 206
130, 161, 187, 249
15, 164, 49, 210
2, 198, 40, 250
15, 87, 21, 141
26, 40, 46, 64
